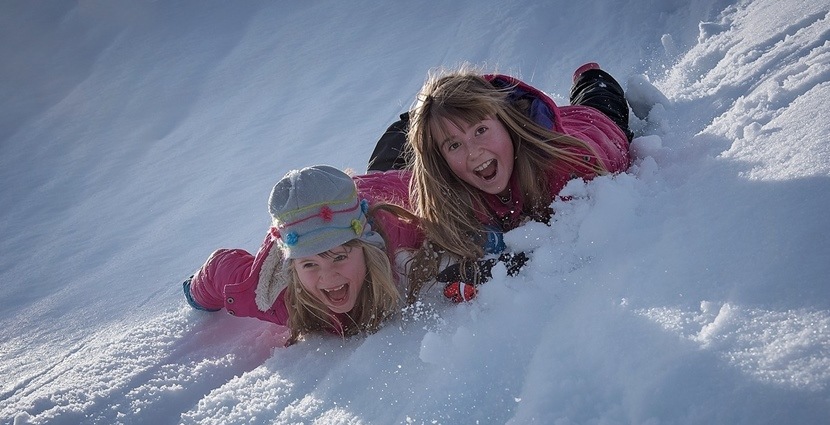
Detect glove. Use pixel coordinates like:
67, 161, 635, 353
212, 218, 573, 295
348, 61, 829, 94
443, 281, 478, 303
438, 252, 529, 303
482, 226, 506, 254
437, 251, 529, 284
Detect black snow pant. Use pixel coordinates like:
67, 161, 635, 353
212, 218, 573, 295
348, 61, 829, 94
570, 68, 634, 143
367, 113, 410, 172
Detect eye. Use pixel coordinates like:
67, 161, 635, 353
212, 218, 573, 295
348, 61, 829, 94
300, 262, 317, 269
445, 141, 461, 152
475, 125, 488, 136
332, 253, 348, 262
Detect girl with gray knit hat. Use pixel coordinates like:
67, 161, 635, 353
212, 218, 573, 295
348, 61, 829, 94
183, 165, 423, 345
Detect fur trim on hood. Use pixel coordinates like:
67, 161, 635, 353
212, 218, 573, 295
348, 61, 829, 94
255, 237, 287, 311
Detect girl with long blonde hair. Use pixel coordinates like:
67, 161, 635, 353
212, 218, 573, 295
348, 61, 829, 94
399, 63, 632, 302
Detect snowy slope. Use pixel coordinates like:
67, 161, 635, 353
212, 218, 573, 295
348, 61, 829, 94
1, 0, 829, 424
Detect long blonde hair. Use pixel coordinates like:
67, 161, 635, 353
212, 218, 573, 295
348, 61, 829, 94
405, 67, 607, 299
282, 238, 399, 345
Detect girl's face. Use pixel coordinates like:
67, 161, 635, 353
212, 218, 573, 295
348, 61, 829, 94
436, 115, 514, 196
294, 243, 367, 314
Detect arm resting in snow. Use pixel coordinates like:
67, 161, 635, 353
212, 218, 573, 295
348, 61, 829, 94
186, 248, 256, 311
438, 252, 530, 303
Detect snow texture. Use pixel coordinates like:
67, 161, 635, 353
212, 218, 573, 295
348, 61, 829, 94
1, 0, 829, 424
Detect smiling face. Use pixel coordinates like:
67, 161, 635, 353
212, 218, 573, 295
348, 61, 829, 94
293, 243, 367, 314
436, 115, 514, 196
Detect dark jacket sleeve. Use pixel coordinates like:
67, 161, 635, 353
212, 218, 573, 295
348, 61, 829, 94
367, 112, 410, 172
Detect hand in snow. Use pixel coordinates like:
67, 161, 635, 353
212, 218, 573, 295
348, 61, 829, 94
437, 252, 529, 303
443, 281, 478, 303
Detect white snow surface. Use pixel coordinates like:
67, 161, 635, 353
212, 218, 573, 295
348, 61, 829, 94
2, 1, 829, 424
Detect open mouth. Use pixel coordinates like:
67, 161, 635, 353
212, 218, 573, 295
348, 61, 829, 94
321, 284, 349, 303
474, 159, 498, 181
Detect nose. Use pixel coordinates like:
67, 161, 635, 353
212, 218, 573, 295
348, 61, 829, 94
318, 265, 340, 284
467, 138, 485, 158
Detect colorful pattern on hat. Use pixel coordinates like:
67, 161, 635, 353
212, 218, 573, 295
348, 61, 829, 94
268, 165, 384, 258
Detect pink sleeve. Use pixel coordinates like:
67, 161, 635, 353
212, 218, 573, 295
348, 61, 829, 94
189, 248, 255, 311
354, 171, 424, 253
373, 210, 423, 252
558, 105, 630, 173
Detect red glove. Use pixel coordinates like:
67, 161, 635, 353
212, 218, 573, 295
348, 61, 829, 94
443, 281, 478, 303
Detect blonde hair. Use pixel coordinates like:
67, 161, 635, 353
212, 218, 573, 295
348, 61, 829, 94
281, 238, 399, 345
405, 66, 607, 300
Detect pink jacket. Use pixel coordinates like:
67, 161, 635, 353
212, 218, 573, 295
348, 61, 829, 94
188, 170, 423, 326
479, 75, 631, 230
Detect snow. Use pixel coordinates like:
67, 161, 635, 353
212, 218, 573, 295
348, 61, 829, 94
1, 0, 829, 423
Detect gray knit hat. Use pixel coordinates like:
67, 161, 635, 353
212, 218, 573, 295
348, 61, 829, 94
268, 165, 384, 258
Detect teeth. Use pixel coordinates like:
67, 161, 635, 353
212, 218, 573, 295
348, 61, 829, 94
322, 284, 346, 293
474, 159, 494, 172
